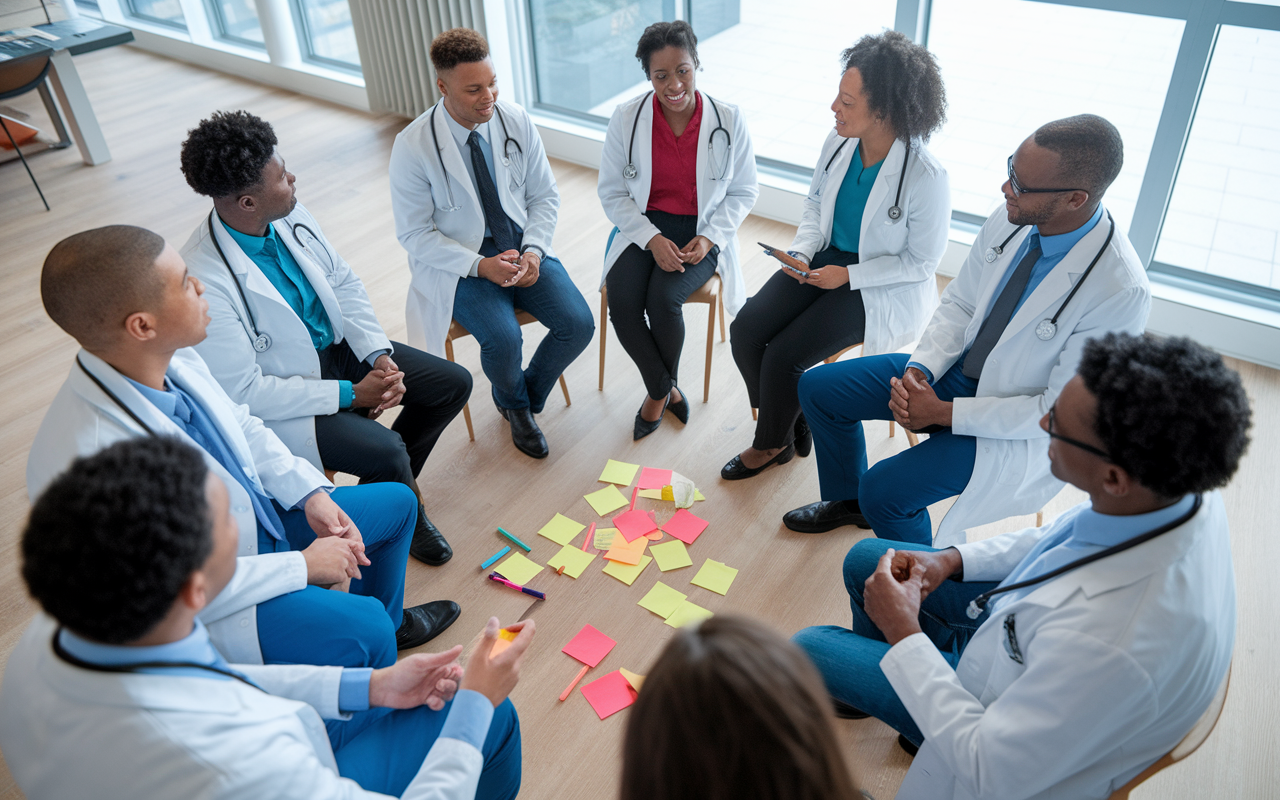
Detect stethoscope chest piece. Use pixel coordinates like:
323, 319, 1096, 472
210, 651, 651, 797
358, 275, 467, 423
622, 163, 638, 180
1035, 320, 1057, 341
887, 205, 902, 221
253, 333, 272, 353
985, 247, 1000, 263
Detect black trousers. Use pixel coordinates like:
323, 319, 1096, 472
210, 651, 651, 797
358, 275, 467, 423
730, 246, 866, 450
314, 340, 472, 500
605, 209, 719, 401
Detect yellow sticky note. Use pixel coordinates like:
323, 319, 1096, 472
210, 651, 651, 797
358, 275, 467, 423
538, 513, 585, 546
599, 459, 640, 485
604, 535, 647, 566
649, 539, 693, 572
664, 600, 714, 628
494, 552, 543, 586
691, 559, 738, 596
638, 488, 664, 500
603, 554, 653, 586
547, 545, 595, 578
620, 668, 646, 692
594, 527, 618, 550
638, 581, 686, 618
498, 628, 518, 641
694, 489, 705, 501
584, 484, 629, 516
490, 627, 517, 659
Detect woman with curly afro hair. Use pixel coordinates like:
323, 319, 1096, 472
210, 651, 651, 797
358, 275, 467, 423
723, 31, 951, 481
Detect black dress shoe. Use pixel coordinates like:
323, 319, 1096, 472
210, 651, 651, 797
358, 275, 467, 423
409, 510, 453, 566
668, 385, 689, 424
897, 734, 919, 756
396, 600, 461, 650
832, 698, 870, 719
721, 443, 796, 480
633, 395, 670, 440
501, 406, 548, 459
794, 413, 813, 458
782, 500, 871, 533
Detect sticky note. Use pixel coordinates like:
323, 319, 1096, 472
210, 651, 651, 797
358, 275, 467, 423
548, 545, 596, 578
490, 627, 518, 658
584, 484, 629, 516
664, 600, 714, 628
593, 527, 618, 550
691, 558, 738, 596
695, 489, 706, 501
562, 624, 616, 667
649, 539, 693, 571
538, 513, 586, 546
619, 668, 646, 692
638, 488, 664, 500
603, 554, 653, 585
613, 508, 659, 542
645, 530, 665, 541
580, 670, 638, 719
599, 459, 640, 486
604, 535, 647, 565
661, 508, 709, 545
493, 552, 543, 585
638, 581, 687, 617
637, 467, 673, 490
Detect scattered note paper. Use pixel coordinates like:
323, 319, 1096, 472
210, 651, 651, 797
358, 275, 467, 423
649, 539, 693, 571
637, 467, 673, 490
603, 554, 653, 585
493, 552, 543, 586
645, 530, 665, 541
691, 558, 738, 596
580, 670, 638, 719
490, 627, 518, 658
593, 527, 618, 550
538, 513, 586, 546
661, 508, 709, 544
604, 535, 647, 566
562, 624, 616, 667
664, 600, 714, 628
584, 484, 629, 516
638, 582, 687, 618
613, 508, 659, 542
547, 545, 596, 578
638, 488, 664, 500
695, 489, 705, 501
619, 668, 646, 692
598, 459, 640, 486
663, 471, 699, 507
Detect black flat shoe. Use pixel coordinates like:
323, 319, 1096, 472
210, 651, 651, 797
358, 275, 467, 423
410, 510, 453, 566
832, 698, 870, 720
634, 395, 670, 440
782, 500, 871, 533
897, 734, 919, 757
721, 443, 796, 480
498, 405, 548, 459
396, 600, 461, 650
668, 385, 689, 425
794, 413, 813, 458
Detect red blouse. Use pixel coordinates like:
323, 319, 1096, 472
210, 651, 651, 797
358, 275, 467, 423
646, 92, 701, 216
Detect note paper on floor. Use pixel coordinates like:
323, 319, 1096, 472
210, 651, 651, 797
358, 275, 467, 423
637, 467, 673, 490
660, 508, 709, 544
538, 513, 586, 546
562, 624, 616, 667
603, 554, 653, 585
649, 539, 693, 571
612, 508, 659, 542
598, 459, 640, 486
638, 582, 687, 618
691, 559, 738, 595
664, 600, 714, 628
584, 484, 630, 516
580, 670, 638, 720
547, 545, 595, 578
493, 552, 543, 586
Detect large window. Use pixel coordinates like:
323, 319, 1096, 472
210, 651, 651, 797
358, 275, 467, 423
292, 0, 360, 71
125, 0, 187, 29
208, 0, 264, 47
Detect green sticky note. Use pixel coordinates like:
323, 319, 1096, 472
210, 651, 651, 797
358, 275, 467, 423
638, 581, 687, 618
593, 527, 618, 550
690, 559, 738, 596
603, 554, 653, 586
538, 513, 585, 546
547, 545, 595, 578
584, 484, 629, 516
664, 600, 713, 628
694, 489, 706, 501
599, 459, 640, 486
649, 539, 693, 572
494, 552, 543, 586
637, 488, 664, 500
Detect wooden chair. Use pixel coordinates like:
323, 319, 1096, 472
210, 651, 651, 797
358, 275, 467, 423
1108, 662, 1232, 799
445, 311, 570, 442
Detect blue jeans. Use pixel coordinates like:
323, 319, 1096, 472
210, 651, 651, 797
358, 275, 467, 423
452, 243, 594, 411
331, 699, 521, 798
798, 353, 979, 544
793, 538, 995, 746
256, 483, 417, 669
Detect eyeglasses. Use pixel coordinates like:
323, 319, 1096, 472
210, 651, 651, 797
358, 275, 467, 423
1047, 405, 1110, 461
1007, 155, 1087, 198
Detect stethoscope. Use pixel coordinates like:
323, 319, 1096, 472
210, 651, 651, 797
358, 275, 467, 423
623, 91, 732, 181
984, 210, 1116, 342
289, 221, 335, 272
208, 212, 272, 353
818, 138, 910, 220
52, 627, 260, 690
966, 493, 1202, 619
77, 355, 158, 436
431, 102, 523, 213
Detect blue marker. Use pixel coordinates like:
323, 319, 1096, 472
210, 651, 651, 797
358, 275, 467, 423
481, 546, 511, 570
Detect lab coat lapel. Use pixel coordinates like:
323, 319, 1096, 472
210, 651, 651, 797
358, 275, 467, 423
820, 138, 855, 229
209, 213, 297, 320
271, 217, 345, 344
432, 101, 481, 213
860, 138, 903, 246
71, 350, 185, 440
166, 354, 261, 491
694, 91, 709, 206
1002, 208, 1112, 341
632, 95, 655, 212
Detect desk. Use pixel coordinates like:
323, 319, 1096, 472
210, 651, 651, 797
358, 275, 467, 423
0, 18, 133, 165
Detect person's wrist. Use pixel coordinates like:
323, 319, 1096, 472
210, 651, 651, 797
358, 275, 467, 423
944, 547, 965, 581
339, 380, 354, 409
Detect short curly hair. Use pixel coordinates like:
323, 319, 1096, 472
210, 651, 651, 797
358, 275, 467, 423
180, 109, 277, 199
840, 30, 947, 143
635, 20, 699, 77
23, 438, 214, 644
1035, 114, 1124, 199
1078, 333, 1252, 497
430, 27, 489, 73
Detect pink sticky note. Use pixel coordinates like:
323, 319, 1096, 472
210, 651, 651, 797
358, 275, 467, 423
637, 467, 673, 490
612, 508, 660, 542
661, 508, 709, 544
580, 669, 639, 720
562, 624, 617, 667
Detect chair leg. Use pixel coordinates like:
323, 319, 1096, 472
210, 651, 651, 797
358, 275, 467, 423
718, 292, 726, 342
1036, 510, 1044, 527
906, 430, 920, 447
559, 374, 571, 406
752, 408, 757, 421
599, 291, 608, 391
704, 298, 715, 403
889, 420, 895, 437
0, 117, 50, 211
444, 336, 474, 442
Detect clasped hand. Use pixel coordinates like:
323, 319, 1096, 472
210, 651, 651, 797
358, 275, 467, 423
647, 234, 714, 272
301, 492, 370, 589
864, 548, 962, 645
479, 250, 540, 288
888, 366, 952, 430
352, 354, 406, 420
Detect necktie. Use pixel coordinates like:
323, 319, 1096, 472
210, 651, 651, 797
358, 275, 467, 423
962, 236, 1042, 380
468, 130, 518, 253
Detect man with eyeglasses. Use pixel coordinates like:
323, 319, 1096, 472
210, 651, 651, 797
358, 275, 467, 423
783, 114, 1151, 547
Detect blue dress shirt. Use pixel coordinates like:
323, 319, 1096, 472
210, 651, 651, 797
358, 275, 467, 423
830, 143, 883, 254
445, 109, 496, 240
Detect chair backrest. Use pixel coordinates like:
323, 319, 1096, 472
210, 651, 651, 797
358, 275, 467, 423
0, 49, 52, 101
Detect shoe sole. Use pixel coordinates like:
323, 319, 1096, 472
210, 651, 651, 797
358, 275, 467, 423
409, 546, 453, 567
398, 604, 462, 650
721, 447, 797, 481
513, 438, 549, 459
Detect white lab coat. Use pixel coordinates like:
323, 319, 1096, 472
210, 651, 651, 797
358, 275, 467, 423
884, 492, 1236, 800
597, 90, 759, 315
25, 348, 327, 663
179, 204, 394, 470
0, 614, 486, 800
390, 99, 561, 357
789, 133, 950, 356
911, 207, 1150, 546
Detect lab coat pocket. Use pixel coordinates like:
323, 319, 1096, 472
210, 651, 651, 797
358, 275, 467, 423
995, 440, 1028, 487
883, 282, 919, 339
878, 217, 909, 255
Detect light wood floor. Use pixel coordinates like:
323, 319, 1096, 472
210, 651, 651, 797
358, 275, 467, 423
1, 47, 1276, 800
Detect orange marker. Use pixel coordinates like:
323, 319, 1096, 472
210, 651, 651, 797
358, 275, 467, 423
559, 664, 590, 701
583, 522, 596, 552
556, 565, 567, 576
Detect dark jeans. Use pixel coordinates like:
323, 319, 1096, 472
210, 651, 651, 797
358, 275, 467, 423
730, 246, 866, 449
605, 209, 719, 401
